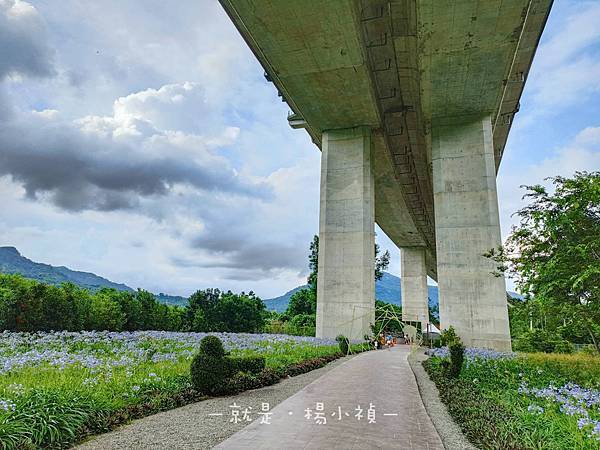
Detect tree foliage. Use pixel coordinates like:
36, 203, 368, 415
286, 288, 316, 317
0, 273, 266, 333
0, 273, 185, 332
488, 172, 600, 352
184, 288, 266, 333
375, 244, 391, 281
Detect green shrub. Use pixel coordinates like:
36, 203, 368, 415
448, 340, 465, 379
199, 335, 226, 358
514, 329, 575, 354
229, 355, 266, 374
440, 326, 458, 346
190, 336, 233, 394
190, 353, 233, 395
336, 334, 349, 355
553, 339, 574, 354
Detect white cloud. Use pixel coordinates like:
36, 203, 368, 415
0, 1, 325, 297
31, 108, 58, 119
3, 0, 36, 18
520, 2, 600, 120
0, 0, 55, 80
498, 126, 600, 237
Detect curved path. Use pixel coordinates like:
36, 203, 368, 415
216, 346, 443, 449
77, 346, 443, 449
76, 355, 355, 450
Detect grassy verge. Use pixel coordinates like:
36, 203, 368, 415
424, 349, 600, 450
0, 331, 367, 449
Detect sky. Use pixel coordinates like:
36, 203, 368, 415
0, 0, 598, 298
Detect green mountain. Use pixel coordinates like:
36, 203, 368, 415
263, 285, 309, 312
263, 272, 439, 313
264, 271, 522, 313
0, 246, 188, 306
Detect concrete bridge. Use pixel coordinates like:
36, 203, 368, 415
219, 0, 553, 350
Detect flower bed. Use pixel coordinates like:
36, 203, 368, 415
424, 347, 600, 449
0, 331, 356, 449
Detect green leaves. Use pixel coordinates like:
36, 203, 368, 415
488, 172, 600, 353
425, 351, 600, 449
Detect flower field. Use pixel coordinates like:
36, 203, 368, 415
425, 348, 600, 449
0, 331, 342, 449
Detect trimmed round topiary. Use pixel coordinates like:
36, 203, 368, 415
190, 353, 232, 395
199, 335, 226, 358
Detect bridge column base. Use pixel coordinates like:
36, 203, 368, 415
316, 127, 375, 341
432, 116, 511, 351
401, 247, 429, 333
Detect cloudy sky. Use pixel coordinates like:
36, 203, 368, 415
0, 0, 598, 298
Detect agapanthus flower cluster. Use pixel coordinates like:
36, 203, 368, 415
426, 346, 516, 361
0, 399, 15, 412
527, 404, 544, 414
0, 330, 339, 375
520, 382, 600, 441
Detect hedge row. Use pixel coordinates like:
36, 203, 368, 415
221, 353, 343, 395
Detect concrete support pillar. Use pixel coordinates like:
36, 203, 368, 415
401, 247, 429, 332
432, 115, 511, 351
316, 127, 375, 340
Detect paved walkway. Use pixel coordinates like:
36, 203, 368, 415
215, 346, 443, 449
76, 356, 355, 450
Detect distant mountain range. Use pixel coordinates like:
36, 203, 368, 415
1, 246, 521, 312
262, 272, 439, 313
0, 246, 188, 306
263, 271, 522, 313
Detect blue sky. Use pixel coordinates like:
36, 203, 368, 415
0, 0, 598, 297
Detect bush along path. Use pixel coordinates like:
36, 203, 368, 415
190, 335, 363, 397
423, 330, 600, 450
0, 331, 369, 450
76, 352, 359, 450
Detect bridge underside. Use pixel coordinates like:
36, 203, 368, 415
220, 0, 552, 350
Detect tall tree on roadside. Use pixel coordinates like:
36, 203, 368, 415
487, 172, 600, 352
307, 235, 319, 292
375, 244, 391, 281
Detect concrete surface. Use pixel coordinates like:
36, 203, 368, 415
432, 116, 511, 351
316, 127, 375, 340
218, 0, 553, 349
215, 346, 443, 450
401, 247, 430, 331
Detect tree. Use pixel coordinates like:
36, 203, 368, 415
185, 288, 266, 332
307, 235, 319, 292
488, 172, 600, 352
214, 291, 266, 332
375, 244, 390, 281
185, 288, 221, 331
0, 272, 189, 332
286, 289, 316, 317
87, 290, 126, 331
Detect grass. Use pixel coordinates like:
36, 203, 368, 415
424, 349, 600, 450
0, 331, 358, 449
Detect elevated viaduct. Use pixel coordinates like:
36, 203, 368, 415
219, 0, 553, 350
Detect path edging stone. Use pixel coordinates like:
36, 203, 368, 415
408, 347, 479, 450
